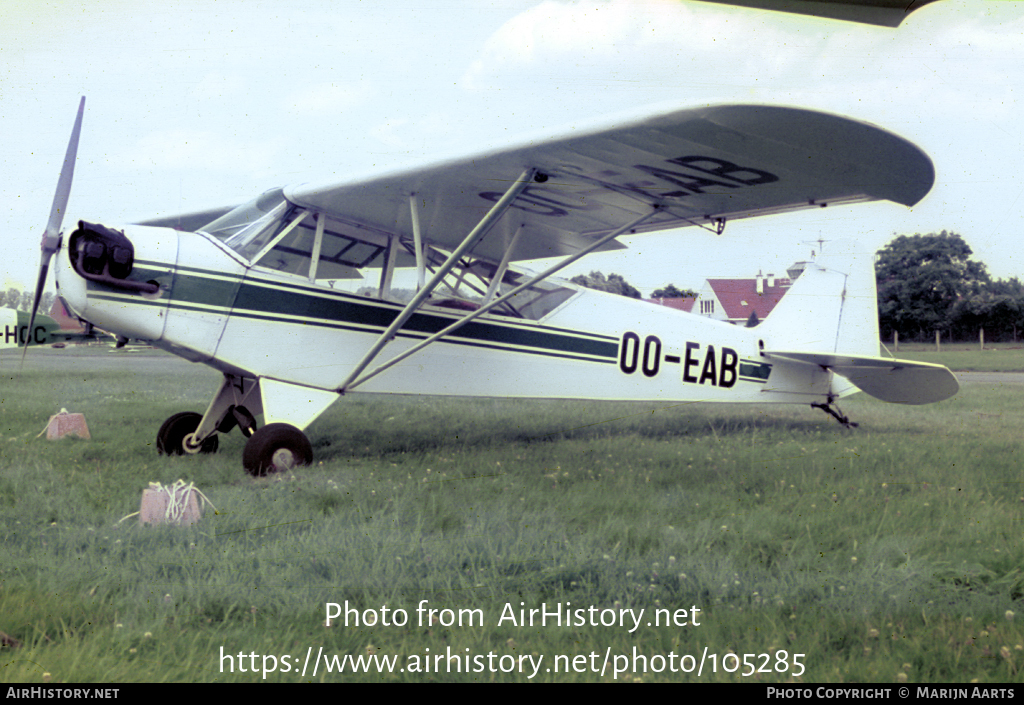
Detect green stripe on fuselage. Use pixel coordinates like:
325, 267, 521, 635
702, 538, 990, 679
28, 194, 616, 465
152, 267, 618, 361
170, 270, 240, 309
231, 281, 617, 359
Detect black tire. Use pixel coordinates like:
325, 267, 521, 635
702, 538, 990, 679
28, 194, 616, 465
157, 411, 219, 456
242, 423, 312, 476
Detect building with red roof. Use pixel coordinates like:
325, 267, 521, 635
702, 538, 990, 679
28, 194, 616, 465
644, 262, 808, 326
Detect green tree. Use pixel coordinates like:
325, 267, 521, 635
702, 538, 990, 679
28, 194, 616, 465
651, 284, 698, 299
876, 231, 990, 341
569, 271, 641, 299
950, 277, 1024, 342
38, 292, 55, 316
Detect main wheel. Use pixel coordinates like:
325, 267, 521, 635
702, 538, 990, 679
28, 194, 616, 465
157, 412, 219, 456
242, 423, 312, 476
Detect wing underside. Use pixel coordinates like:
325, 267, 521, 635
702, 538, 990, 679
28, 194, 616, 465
280, 105, 933, 263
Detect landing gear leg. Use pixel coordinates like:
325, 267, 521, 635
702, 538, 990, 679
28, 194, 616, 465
156, 374, 262, 455
811, 397, 859, 429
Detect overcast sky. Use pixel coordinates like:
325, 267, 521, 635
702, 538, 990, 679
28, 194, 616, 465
3, 0, 1023, 296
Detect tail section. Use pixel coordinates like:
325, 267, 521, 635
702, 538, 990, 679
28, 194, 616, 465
759, 244, 958, 405
758, 244, 879, 357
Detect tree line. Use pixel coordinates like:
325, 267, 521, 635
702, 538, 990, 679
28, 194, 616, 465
876, 231, 1024, 343
3, 288, 54, 315
569, 272, 698, 300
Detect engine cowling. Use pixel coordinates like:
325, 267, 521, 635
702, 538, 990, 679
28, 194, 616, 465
68, 221, 159, 294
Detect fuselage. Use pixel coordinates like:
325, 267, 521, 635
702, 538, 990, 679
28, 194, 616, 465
54, 222, 834, 406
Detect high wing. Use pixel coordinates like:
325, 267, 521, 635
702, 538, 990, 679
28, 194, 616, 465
691, 0, 943, 27
276, 105, 934, 263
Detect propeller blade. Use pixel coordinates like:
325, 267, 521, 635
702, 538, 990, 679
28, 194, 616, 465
44, 96, 85, 250
22, 97, 86, 365
21, 257, 53, 351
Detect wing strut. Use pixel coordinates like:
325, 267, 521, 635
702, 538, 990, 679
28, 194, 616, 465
308, 213, 326, 281
481, 224, 524, 307
337, 168, 536, 393
410, 194, 427, 290
341, 207, 659, 393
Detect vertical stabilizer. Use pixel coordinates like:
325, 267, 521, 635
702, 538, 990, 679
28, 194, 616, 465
759, 242, 880, 357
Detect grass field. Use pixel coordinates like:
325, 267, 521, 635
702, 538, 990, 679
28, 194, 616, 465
1, 347, 1023, 683
888, 341, 1024, 373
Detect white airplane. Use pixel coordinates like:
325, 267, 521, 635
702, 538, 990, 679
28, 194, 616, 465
25, 0, 958, 475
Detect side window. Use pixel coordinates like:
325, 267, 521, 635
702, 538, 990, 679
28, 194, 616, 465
252, 213, 388, 280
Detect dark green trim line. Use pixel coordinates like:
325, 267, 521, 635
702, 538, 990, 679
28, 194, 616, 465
90, 286, 614, 362
739, 360, 772, 382
226, 309, 618, 365
136, 262, 616, 343
173, 272, 240, 310
226, 280, 618, 360
242, 272, 617, 342
95, 262, 621, 359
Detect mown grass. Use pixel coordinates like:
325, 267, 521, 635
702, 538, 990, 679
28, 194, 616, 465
889, 341, 1024, 372
1, 348, 1023, 682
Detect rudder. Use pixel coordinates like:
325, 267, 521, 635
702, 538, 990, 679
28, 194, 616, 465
758, 243, 880, 358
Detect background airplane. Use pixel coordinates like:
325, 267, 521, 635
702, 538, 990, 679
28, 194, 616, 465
1, 309, 63, 349
1, 308, 104, 350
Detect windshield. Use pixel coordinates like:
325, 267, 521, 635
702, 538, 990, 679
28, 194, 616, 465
201, 188, 288, 255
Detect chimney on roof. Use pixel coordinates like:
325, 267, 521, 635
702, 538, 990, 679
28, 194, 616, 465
767, 273, 775, 288
756, 270, 764, 295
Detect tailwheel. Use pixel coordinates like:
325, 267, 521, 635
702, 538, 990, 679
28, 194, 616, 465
242, 423, 312, 476
811, 399, 859, 429
157, 412, 220, 455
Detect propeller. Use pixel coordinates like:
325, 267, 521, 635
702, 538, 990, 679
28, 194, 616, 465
22, 96, 85, 365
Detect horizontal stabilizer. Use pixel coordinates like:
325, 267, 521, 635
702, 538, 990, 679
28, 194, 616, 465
764, 351, 959, 405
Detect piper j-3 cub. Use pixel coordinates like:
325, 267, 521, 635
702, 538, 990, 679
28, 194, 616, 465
25, 1, 957, 476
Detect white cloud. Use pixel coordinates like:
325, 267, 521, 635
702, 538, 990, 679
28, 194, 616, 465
459, 0, 831, 91
283, 82, 374, 116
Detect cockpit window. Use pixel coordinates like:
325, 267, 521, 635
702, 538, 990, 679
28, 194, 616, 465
255, 214, 388, 279
201, 193, 577, 322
